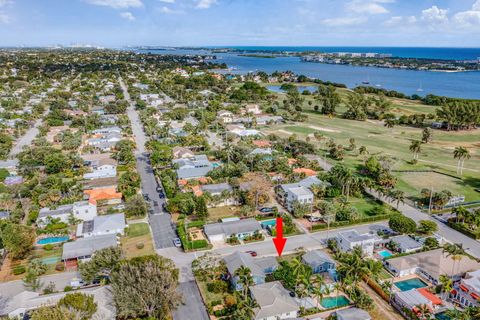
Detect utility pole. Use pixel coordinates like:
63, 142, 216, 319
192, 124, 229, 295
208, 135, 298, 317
428, 187, 434, 214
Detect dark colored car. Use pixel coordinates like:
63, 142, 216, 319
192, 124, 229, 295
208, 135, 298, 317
259, 207, 275, 213
246, 251, 257, 257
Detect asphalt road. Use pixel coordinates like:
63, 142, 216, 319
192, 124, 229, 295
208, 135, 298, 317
119, 78, 177, 249
173, 281, 209, 320
8, 112, 47, 158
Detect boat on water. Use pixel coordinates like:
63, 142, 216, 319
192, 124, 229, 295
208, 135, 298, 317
417, 82, 424, 92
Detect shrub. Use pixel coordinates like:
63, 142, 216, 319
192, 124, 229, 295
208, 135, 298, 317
136, 242, 145, 250
389, 214, 417, 234
64, 285, 73, 292
210, 300, 222, 307
207, 280, 228, 294
224, 295, 237, 308
12, 265, 26, 275
44, 244, 54, 251
55, 263, 65, 272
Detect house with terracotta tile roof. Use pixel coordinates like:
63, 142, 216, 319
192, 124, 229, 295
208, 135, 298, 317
84, 187, 122, 206
293, 168, 318, 177
252, 140, 272, 148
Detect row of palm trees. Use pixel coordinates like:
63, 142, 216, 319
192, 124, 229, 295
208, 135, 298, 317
409, 141, 471, 175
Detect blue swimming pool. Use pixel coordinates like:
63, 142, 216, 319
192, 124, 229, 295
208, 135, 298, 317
37, 236, 69, 245
261, 219, 276, 228
378, 250, 393, 259
394, 278, 428, 291
320, 296, 350, 309
435, 311, 451, 320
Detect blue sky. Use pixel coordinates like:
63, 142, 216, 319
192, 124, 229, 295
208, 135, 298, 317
1, 0, 480, 47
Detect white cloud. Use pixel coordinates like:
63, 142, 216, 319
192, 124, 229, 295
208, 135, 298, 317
346, 0, 393, 15
159, 0, 175, 3
159, 6, 184, 14
383, 15, 416, 27
0, 0, 13, 8
85, 0, 143, 9
453, 0, 480, 28
120, 11, 135, 20
0, 12, 10, 24
321, 16, 367, 27
421, 5, 449, 24
195, 0, 217, 9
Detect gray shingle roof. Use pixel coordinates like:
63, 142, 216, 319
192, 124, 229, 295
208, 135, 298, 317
302, 250, 335, 268
224, 251, 264, 278
204, 218, 261, 238
91, 213, 125, 234
336, 307, 371, 320
201, 183, 232, 195
62, 234, 118, 260
38, 204, 73, 219
390, 235, 422, 251
250, 281, 299, 320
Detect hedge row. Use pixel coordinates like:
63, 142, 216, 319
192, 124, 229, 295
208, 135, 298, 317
311, 213, 395, 231
176, 222, 210, 250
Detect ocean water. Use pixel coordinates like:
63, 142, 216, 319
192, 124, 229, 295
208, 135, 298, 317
136, 47, 480, 99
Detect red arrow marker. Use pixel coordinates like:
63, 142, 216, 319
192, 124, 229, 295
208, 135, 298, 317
272, 217, 287, 256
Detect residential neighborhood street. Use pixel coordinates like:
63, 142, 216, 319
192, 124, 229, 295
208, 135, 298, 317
120, 78, 177, 249
8, 112, 47, 158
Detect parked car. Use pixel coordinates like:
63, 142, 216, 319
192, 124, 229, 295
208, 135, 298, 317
173, 238, 182, 247
246, 250, 257, 257
259, 207, 275, 213
307, 215, 322, 222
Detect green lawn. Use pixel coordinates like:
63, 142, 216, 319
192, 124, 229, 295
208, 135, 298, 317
207, 206, 241, 223
264, 111, 480, 203
378, 268, 393, 280
126, 223, 150, 237
348, 196, 384, 217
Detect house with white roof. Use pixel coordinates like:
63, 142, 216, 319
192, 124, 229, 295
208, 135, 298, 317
390, 235, 423, 253
336, 307, 371, 320
453, 269, 480, 307
62, 234, 119, 263
173, 154, 214, 180
37, 201, 97, 226
217, 110, 234, 124
76, 213, 126, 238
277, 176, 327, 213
250, 281, 300, 320
337, 230, 377, 257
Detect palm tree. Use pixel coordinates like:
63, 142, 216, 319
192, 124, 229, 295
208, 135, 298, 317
422, 127, 432, 144
390, 190, 405, 209
415, 304, 432, 320
453, 146, 471, 175
409, 140, 422, 160
312, 275, 325, 308
333, 282, 342, 307
453, 206, 468, 224
443, 243, 466, 276
291, 258, 307, 293
438, 274, 453, 300
235, 266, 254, 299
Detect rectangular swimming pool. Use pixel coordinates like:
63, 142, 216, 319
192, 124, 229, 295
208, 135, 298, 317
320, 296, 350, 309
261, 219, 276, 228
377, 250, 393, 259
37, 236, 69, 245
394, 278, 428, 291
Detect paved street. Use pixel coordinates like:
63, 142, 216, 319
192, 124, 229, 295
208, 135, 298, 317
8, 112, 47, 158
314, 156, 480, 259
0, 271, 79, 298
119, 78, 176, 249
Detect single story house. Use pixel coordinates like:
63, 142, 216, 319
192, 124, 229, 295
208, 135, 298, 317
250, 281, 300, 320
83, 157, 117, 180
173, 155, 214, 180
92, 126, 122, 135
204, 218, 262, 243
390, 235, 423, 253
62, 234, 118, 263
37, 201, 97, 226
172, 146, 195, 159
385, 248, 480, 284
200, 183, 238, 207
302, 250, 336, 274
1, 286, 115, 319
256, 115, 283, 126
337, 230, 378, 257
82, 176, 118, 190
336, 307, 371, 320
224, 251, 278, 290
76, 213, 126, 238
393, 288, 442, 313
84, 187, 122, 206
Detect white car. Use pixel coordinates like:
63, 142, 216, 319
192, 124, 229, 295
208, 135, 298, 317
173, 238, 182, 247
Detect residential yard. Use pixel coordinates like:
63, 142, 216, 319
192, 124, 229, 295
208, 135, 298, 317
348, 196, 385, 218
121, 223, 154, 258
207, 206, 241, 223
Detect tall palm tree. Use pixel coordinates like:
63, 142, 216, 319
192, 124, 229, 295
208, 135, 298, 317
416, 304, 432, 320
453, 206, 468, 224
409, 140, 422, 160
453, 146, 471, 175
438, 274, 453, 300
390, 190, 405, 209
443, 243, 466, 276
235, 266, 254, 299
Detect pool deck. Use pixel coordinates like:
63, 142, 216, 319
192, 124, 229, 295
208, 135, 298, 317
391, 274, 431, 292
